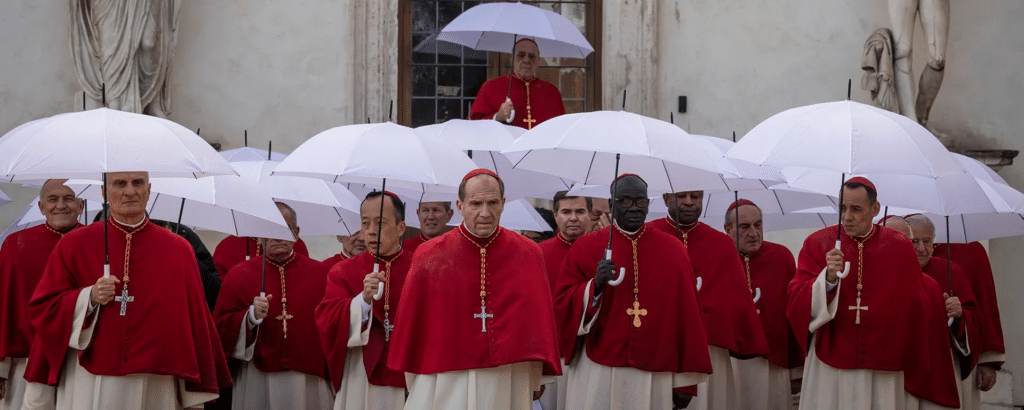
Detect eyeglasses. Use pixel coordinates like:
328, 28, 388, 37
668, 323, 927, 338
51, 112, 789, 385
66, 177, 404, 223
615, 197, 649, 208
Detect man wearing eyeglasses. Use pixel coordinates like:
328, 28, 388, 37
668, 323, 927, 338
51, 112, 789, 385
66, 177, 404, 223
555, 174, 711, 409
647, 190, 769, 410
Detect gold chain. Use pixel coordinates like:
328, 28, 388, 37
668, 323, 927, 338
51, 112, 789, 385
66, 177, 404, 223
110, 221, 143, 293
457, 228, 502, 307
556, 231, 572, 246
615, 225, 648, 327
377, 250, 403, 331
666, 216, 698, 248
44, 223, 75, 238
268, 253, 297, 339
743, 256, 753, 295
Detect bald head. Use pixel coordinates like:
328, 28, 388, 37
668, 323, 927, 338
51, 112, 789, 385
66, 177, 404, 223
883, 216, 913, 239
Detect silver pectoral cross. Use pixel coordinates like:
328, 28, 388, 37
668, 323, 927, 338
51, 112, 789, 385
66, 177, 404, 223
383, 317, 394, 342
473, 303, 494, 332
114, 288, 135, 316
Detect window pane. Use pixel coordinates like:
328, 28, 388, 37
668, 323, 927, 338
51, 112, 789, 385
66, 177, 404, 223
564, 100, 585, 114
437, 99, 464, 123
560, 67, 586, 100
437, 65, 463, 97
464, 66, 487, 97
412, 33, 435, 64
412, 66, 436, 97
412, 98, 435, 127
412, 2, 436, 32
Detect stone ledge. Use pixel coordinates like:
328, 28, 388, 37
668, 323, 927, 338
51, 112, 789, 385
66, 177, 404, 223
957, 150, 1019, 171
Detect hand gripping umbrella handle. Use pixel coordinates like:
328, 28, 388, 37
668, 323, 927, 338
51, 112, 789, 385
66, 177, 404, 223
247, 292, 267, 326
505, 98, 515, 124
753, 287, 761, 303
604, 249, 626, 286
695, 277, 702, 291
373, 263, 384, 301
834, 240, 851, 279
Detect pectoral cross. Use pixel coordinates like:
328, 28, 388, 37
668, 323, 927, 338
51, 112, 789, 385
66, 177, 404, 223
473, 303, 493, 332
276, 311, 294, 339
383, 317, 394, 342
626, 301, 647, 328
523, 113, 537, 130
114, 288, 134, 316
848, 296, 868, 325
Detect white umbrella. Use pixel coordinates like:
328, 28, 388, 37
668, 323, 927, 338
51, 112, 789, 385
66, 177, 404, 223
274, 122, 478, 194
0, 108, 236, 182
275, 122, 479, 297
503, 111, 738, 194
437, 2, 594, 59
0, 187, 10, 208
220, 147, 288, 163
232, 161, 363, 236
66, 176, 294, 240
726, 100, 964, 178
416, 119, 574, 199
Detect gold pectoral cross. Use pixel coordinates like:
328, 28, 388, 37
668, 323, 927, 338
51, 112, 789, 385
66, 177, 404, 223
848, 296, 868, 325
523, 113, 537, 129
626, 301, 647, 328
276, 311, 294, 339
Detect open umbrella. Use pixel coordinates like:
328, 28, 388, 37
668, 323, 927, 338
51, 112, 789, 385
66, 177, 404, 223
437, 2, 593, 122
416, 119, 573, 200
275, 122, 478, 300
0, 187, 10, 208
0, 107, 237, 279
726, 99, 967, 278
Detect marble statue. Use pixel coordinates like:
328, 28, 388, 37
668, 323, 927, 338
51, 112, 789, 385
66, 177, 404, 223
70, 0, 181, 117
888, 0, 949, 126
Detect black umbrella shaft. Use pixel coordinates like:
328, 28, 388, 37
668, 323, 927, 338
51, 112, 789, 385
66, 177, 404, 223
734, 191, 740, 256
261, 238, 267, 294
507, 34, 518, 98
946, 216, 953, 296
176, 198, 185, 235
375, 178, 387, 269
606, 154, 620, 254
836, 173, 846, 241
103, 172, 109, 265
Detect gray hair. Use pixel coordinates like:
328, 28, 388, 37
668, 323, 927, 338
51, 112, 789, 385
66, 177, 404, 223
904, 214, 935, 236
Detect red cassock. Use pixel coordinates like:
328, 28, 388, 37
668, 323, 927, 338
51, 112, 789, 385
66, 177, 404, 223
554, 226, 712, 374
402, 233, 430, 255
0, 223, 80, 363
321, 252, 349, 271
933, 242, 1005, 362
213, 253, 328, 379
646, 218, 770, 358
787, 225, 929, 373
922, 256, 983, 376
386, 225, 561, 376
538, 232, 575, 294
213, 235, 309, 281
745, 241, 805, 370
316, 250, 412, 391
905, 275, 960, 408
27, 219, 231, 394
469, 74, 566, 130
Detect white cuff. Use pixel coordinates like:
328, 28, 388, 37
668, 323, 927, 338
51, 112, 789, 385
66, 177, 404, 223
577, 280, 601, 336
952, 322, 971, 357
809, 268, 840, 333
232, 316, 257, 361
70, 287, 100, 349
247, 305, 264, 328
348, 297, 372, 348
178, 378, 219, 408
979, 351, 1006, 366
360, 298, 372, 324
825, 279, 839, 293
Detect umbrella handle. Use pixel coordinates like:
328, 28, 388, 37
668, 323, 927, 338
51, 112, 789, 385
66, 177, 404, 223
947, 317, 954, 327
604, 249, 626, 286
696, 277, 702, 291
373, 263, 384, 300
505, 98, 515, 123
834, 240, 851, 279
753, 287, 761, 303
103, 264, 110, 278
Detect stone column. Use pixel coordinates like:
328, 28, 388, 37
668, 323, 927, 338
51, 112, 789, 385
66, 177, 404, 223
602, 0, 658, 115
352, 0, 399, 123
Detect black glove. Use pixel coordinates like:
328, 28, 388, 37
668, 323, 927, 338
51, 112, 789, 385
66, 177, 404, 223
594, 259, 616, 294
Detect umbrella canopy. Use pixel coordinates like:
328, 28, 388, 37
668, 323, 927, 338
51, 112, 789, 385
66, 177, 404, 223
273, 122, 479, 194
0, 108, 236, 182
66, 175, 294, 240
437, 2, 594, 58
502, 111, 738, 194
232, 160, 363, 236
0, 187, 10, 208
726, 100, 965, 179
416, 119, 573, 199
220, 147, 288, 162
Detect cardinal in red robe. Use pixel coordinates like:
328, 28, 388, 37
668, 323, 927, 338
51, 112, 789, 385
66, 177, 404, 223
0, 180, 83, 410
648, 191, 769, 410
555, 174, 711, 410
787, 178, 929, 410
321, 231, 366, 270
403, 201, 453, 255
316, 191, 410, 409
213, 235, 309, 281
387, 169, 561, 410
213, 202, 332, 410
722, 199, 803, 410
28, 172, 231, 410
469, 38, 566, 130
933, 240, 1004, 404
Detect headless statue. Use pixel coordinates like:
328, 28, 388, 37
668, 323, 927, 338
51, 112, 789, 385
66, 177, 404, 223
888, 0, 949, 126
